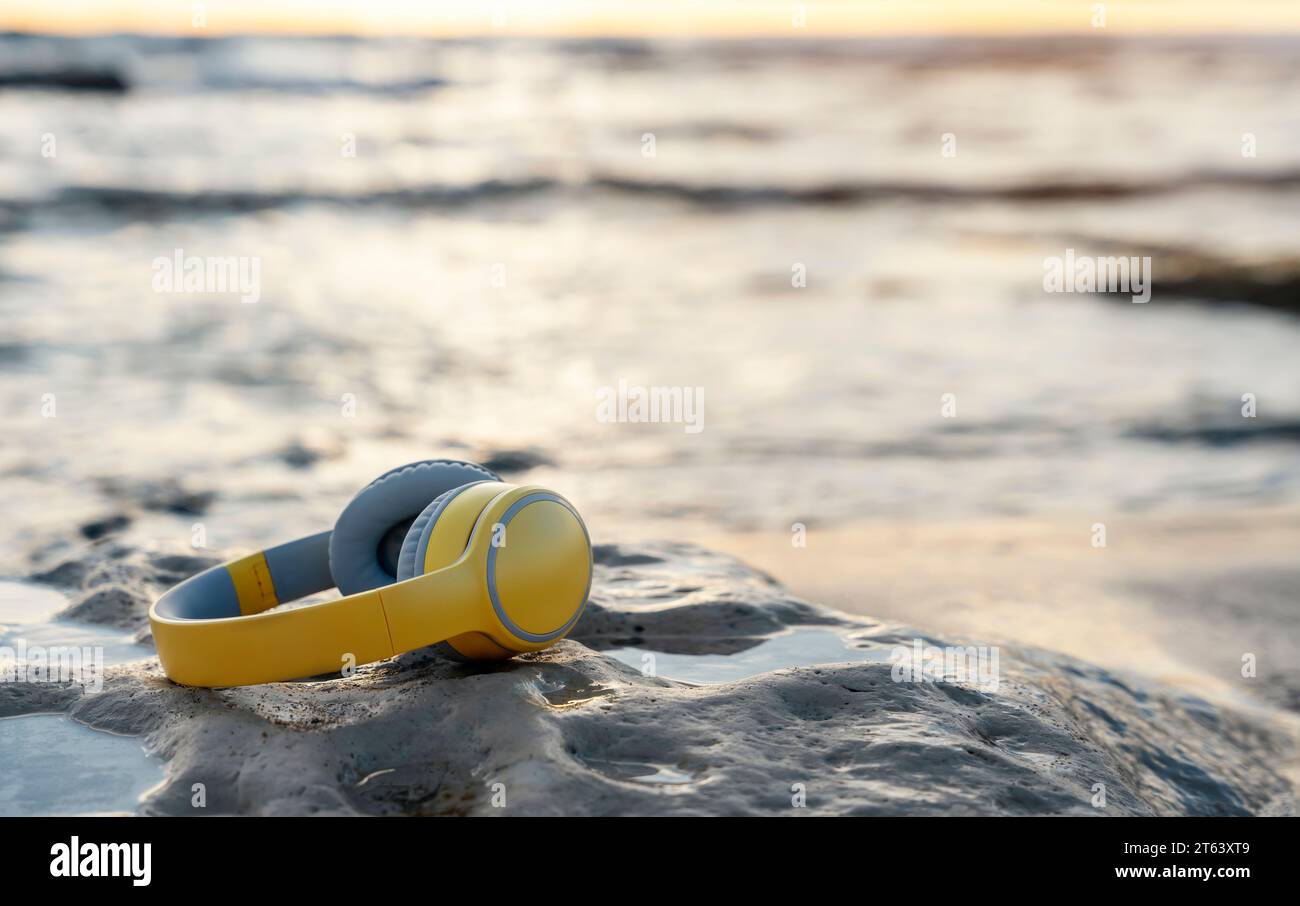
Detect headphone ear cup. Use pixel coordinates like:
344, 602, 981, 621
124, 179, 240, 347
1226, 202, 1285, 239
396, 480, 502, 581
395, 487, 459, 581
396, 480, 514, 662
329, 460, 500, 595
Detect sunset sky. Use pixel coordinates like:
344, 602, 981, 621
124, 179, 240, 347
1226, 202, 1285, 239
5, 0, 1300, 36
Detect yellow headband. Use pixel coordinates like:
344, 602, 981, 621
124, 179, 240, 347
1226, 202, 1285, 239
149, 484, 592, 687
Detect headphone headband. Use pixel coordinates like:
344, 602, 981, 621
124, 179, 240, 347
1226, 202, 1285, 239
154, 530, 334, 622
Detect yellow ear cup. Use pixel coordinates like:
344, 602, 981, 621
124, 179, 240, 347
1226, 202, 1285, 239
375, 484, 591, 663
487, 496, 591, 640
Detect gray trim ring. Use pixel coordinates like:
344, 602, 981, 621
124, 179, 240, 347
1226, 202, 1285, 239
485, 493, 593, 643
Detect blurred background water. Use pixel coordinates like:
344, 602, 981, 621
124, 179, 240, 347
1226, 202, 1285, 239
1, 33, 1298, 559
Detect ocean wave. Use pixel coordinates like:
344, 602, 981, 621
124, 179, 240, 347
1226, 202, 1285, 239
0, 66, 450, 97
6, 169, 1300, 221
1032, 233, 1300, 314
593, 170, 1300, 205
0, 180, 560, 218
191, 74, 449, 95
0, 68, 128, 92
1128, 420, 1300, 447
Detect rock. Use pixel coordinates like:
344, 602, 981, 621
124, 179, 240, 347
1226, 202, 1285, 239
29, 557, 94, 589
0, 682, 81, 719
3, 540, 1294, 816
146, 552, 223, 585
28, 544, 219, 631
478, 448, 553, 474
79, 513, 132, 540
275, 432, 346, 469
96, 476, 215, 516
580, 542, 840, 651
59, 585, 152, 630
29, 543, 153, 590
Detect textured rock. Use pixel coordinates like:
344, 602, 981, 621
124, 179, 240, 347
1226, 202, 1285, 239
59, 585, 152, 630
94, 476, 215, 516
3, 540, 1295, 816
79, 513, 132, 540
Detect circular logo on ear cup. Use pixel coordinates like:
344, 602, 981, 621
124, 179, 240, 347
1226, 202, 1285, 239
486, 494, 592, 643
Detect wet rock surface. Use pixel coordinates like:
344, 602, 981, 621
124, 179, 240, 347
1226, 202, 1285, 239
2, 540, 1295, 816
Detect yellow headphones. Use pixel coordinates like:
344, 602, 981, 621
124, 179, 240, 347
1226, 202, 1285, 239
149, 460, 592, 687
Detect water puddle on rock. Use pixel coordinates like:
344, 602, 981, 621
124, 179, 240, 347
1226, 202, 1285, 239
603, 627, 882, 685
531, 671, 616, 708
579, 758, 701, 789
0, 581, 68, 623
0, 580, 152, 668
1, 580, 163, 816
0, 714, 164, 816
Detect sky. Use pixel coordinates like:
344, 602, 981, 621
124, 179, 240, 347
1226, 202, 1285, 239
4, 0, 1300, 36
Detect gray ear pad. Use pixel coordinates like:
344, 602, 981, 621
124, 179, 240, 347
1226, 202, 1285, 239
396, 480, 500, 664
394, 480, 493, 581
329, 460, 500, 596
